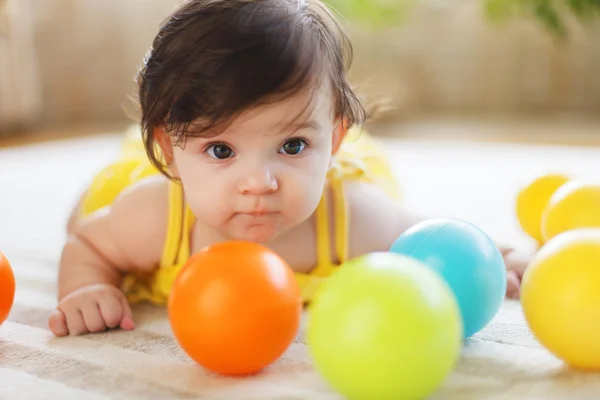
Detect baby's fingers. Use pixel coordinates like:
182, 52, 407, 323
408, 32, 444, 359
48, 309, 69, 337
81, 302, 108, 333
117, 292, 136, 331
98, 294, 124, 329
63, 307, 88, 336
506, 270, 521, 299
498, 246, 513, 257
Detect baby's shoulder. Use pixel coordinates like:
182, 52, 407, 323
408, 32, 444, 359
83, 175, 171, 271
115, 174, 170, 211
110, 175, 171, 239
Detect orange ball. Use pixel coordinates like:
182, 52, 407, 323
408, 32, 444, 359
0, 251, 15, 326
168, 241, 302, 376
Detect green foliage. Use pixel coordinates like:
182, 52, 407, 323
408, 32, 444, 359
485, 0, 600, 36
323, 0, 600, 36
323, 0, 416, 27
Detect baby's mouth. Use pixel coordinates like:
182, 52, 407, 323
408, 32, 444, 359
246, 210, 275, 216
248, 211, 265, 216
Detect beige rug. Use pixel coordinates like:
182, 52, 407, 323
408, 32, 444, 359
1, 132, 600, 399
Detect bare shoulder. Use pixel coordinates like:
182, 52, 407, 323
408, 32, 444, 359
345, 180, 423, 259
70, 176, 170, 273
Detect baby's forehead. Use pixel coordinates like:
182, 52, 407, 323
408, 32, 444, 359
226, 85, 336, 132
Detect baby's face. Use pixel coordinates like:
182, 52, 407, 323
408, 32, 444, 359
170, 86, 338, 243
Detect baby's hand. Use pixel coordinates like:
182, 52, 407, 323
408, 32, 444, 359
48, 284, 136, 337
499, 246, 531, 299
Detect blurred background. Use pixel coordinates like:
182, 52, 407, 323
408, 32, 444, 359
1, 0, 599, 144
1, 0, 600, 258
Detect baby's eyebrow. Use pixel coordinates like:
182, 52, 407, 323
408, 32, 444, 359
283, 120, 323, 135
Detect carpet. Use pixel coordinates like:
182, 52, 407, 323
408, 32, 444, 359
1, 132, 600, 399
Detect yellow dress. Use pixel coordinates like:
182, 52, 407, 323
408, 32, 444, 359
80, 125, 401, 305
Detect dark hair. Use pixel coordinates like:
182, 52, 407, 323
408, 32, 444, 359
137, 0, 366, 176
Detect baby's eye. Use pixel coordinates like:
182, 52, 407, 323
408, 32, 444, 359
206, 144, 235, 159
279, 138, 307, 155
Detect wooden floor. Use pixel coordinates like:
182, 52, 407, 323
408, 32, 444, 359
2, 114, 600, 148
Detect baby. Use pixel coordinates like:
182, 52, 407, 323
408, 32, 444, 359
49, 0, 526, 337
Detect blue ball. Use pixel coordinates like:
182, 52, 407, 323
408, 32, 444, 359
389, 218, 506, 338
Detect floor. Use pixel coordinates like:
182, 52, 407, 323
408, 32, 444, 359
1, 118, 600, 398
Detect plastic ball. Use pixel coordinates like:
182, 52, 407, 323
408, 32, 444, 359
521, 229, 600, 370
542, 179, 600, 242
168, 241, 302, 376
307, 252, 461, 400
390, 218, 506, 338
516, 173, 570, 244
0, 251, 15, 326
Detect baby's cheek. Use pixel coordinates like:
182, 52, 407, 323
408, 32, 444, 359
285, 179, 323, 221
187, 188, 227, 221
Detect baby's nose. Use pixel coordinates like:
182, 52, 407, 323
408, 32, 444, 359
238, 167, 279, 195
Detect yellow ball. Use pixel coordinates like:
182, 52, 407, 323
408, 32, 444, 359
516, 173, 570, 244
521, 229, 600, 370
542, 179, 600, 242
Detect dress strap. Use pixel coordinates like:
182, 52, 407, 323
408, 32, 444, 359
312, 171, 351, 275
176, 204, 196, 265
314, 192, 333, 275
331, 177, 349, 264
160, 181, 185, 268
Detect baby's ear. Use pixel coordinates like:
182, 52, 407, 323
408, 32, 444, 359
332, 118, 349, 155
154, 126, 180, 178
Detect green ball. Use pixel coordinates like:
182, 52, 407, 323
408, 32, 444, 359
306, 252, 462, 400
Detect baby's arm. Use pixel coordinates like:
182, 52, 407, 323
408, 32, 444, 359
48, 179, 168, 336
344, 181, 425, 257
343, 181, 529, 298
